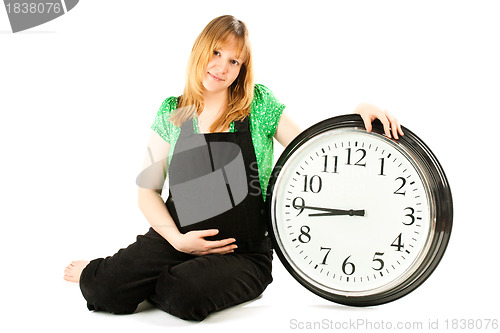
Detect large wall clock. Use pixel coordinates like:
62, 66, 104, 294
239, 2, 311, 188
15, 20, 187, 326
266, 114, 453, 306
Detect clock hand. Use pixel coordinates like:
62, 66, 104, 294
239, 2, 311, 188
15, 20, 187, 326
308, 209, 365, 217
294, 204, 365, 217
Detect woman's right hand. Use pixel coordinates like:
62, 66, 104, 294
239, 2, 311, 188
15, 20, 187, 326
171, 229, 237, 256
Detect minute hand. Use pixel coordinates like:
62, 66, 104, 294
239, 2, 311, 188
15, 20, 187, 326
299, 205, 365, 217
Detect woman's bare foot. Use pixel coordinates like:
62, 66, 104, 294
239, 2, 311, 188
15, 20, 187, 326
64, 260, 90, 283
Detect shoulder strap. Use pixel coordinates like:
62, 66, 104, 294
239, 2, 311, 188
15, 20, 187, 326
234, 115, 250, 132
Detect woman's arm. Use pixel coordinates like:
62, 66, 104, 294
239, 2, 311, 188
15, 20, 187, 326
274, 104, 404, 148
274, 111, 303, 148
137, 130, 237, 255
137, 131, 181, 243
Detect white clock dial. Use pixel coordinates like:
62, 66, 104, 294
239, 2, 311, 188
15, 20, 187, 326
272, 129, 435, 296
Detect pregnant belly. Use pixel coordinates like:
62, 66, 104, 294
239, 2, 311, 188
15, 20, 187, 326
166, 197, 253, 242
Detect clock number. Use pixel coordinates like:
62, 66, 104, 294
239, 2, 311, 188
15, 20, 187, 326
298, 225, 311, 243
391, 233, 404, 252
372, 252, 385, 271
302, 175, 322, 193
403, 207, 416, 225
379, 158, 386, 176
346, 148, 367, 167
292, 197, 305, 216
342, 256, 356, 275
322, 155, 339, 173
394, 177, 407, 195
319, 247, 332, 265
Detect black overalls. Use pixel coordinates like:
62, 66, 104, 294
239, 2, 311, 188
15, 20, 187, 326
79, 114, 273, 322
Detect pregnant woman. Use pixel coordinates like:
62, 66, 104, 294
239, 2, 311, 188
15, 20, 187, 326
64, 15, 403, 321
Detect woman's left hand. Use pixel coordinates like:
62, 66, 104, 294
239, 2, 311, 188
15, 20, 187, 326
354, 103, 404, 139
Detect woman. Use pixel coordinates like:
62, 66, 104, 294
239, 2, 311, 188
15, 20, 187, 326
64, 15, 403, 321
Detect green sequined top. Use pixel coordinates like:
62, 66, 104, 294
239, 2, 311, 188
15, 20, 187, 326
151, 83, 286, 201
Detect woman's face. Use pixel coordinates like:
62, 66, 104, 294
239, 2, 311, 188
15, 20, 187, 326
202, 37, 244, 95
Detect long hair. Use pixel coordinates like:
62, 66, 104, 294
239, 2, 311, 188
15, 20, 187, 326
170, 15, 254, 132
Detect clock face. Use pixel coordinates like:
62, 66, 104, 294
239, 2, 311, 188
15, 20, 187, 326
268, 116, 452, 306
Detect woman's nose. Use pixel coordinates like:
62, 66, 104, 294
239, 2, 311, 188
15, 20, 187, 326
214, 59, 228, 73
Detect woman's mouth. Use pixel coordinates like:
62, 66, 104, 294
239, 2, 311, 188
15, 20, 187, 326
208, 72, 224, 81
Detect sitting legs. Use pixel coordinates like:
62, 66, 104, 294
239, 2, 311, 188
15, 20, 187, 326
65, 228, 273, 320
149, 250, 273, 321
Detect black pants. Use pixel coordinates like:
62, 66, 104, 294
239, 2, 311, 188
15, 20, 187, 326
79, 228, 273, 321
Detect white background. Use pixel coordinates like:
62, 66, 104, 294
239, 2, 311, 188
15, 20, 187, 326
1, 1, 499, 332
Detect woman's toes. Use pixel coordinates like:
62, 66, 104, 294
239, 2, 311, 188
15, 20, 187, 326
63, 260, 90, 283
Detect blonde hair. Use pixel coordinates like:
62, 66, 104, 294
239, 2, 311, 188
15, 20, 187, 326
170, 15, 254, 132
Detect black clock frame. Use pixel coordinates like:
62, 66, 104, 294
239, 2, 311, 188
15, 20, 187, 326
266, 114, 453, 306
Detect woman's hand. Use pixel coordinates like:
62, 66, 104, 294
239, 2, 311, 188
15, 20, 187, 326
354, 103, 404, 139
171, 229, 238, 256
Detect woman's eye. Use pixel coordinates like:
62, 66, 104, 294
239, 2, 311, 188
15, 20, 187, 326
230, 60, 239, 65
213, 50, 220, 56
